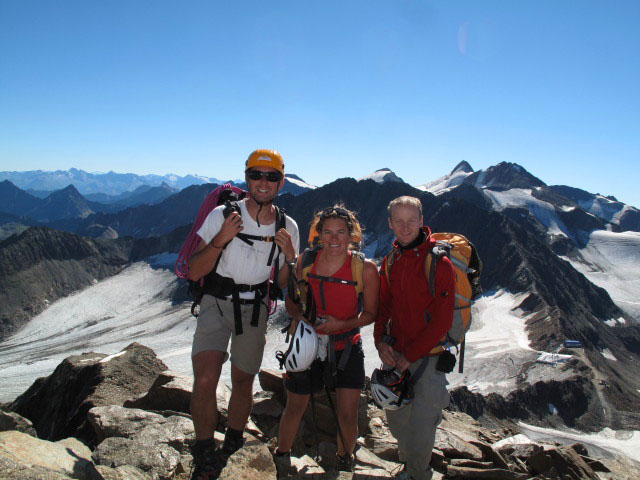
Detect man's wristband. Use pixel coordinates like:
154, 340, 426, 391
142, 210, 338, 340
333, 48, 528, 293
285, 254, 298, 269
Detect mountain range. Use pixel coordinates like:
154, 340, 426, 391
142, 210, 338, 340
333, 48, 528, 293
1, 160, 639, 439
0, 168, 219, 195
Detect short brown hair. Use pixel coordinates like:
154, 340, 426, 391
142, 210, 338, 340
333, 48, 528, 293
387, 196, 423, 219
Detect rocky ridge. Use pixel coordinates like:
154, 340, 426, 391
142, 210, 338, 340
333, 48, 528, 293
2, 343, 638, 480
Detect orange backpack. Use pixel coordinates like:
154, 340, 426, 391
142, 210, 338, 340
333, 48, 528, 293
383, 233, 482, 369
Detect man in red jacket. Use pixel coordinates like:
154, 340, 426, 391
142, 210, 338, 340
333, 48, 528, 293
374, 196, 456, 480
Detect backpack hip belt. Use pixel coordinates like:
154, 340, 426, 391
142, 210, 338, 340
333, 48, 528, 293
326, 326, 360, 384
202, 272, 269, 335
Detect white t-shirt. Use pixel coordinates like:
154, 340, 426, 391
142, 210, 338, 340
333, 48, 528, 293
196, 200, 300, 297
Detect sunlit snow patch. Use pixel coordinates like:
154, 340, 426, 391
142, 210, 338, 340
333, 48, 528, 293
536, 352, 571, 365
483, 188, 569, 236
448, 290, 539, 395
100, 351, 127, 363
416, 168, 473, 195
517, 423, 640, 463
286, 176, 316, 189
562, 230, 640, 321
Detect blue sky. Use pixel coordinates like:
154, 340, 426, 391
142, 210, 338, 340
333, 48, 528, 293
1, 1, 639, 206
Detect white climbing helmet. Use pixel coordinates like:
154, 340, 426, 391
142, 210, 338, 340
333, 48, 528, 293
278, 319, 319, 372
370, 368, 414, 410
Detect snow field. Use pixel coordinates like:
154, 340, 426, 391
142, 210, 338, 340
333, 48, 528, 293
563, 230, 640, 321
2, 262, 638, 467
0, 263, 550, 402
482, 188, 569, 236
514, 423, 640, 463
448, 290, 541, 395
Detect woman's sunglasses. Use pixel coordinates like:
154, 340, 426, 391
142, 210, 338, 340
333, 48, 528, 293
247, 170, 282, 183
321, 207, 350, 218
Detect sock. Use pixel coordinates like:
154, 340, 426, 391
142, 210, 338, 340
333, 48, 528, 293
275, 449, 290, 457
224, 427, 243, 443
195, 438, 215, 448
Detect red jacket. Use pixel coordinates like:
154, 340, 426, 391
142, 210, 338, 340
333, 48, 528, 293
374, 227, 456, 363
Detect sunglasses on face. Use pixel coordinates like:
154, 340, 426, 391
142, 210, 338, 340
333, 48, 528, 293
247, 170, 282, 182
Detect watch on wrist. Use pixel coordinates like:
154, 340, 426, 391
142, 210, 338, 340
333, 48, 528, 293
286, 255, 298, 269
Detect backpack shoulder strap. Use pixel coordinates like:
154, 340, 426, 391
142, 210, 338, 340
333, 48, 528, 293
382, 247, 400, 287
275, 206, 287, 230
350, 250, 366, 297
300, 246, 320, 283
424, 241, 451, 297
266, 206, 286, 268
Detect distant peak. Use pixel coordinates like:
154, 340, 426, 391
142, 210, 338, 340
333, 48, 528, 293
358, 168, 404, 184
473, 162, 545, 189
59, 184, 81, 193
451, 161, 473, 174
285, 173, 305, 182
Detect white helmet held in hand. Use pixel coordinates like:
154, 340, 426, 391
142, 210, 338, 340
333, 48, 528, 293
370, 368, 414, 410
276, 319, 318, 372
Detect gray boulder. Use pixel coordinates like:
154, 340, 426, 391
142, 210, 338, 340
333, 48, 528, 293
88, 405, 194, 454
10, 343, 167, 443
361, 407, 398, 462
0, 431, 95, 480
92, 436, 181, 480
434, 427, 484, 460
94, 464, 152, 480
218, 433, 276, 480
0, 409, 36, 436
124, 370, 192, 414
445, 465, 529, 479
497, 442, 543, 459
526, 445, 600, 479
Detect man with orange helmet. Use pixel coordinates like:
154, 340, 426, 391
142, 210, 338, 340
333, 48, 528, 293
188, 149, 300, 479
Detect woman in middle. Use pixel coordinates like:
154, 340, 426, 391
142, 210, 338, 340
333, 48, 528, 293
275, 205, 379, 471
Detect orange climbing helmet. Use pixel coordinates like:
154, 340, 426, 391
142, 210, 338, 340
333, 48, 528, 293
245, 149, 284, 175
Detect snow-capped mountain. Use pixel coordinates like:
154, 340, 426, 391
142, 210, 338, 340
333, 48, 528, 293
0, 168, 219, 196
420, 161, 640, 322
283, 174, 316, 195
0, 168, 315, 198
358, 168, 405, 184
550, 185, 640, 232
416, 160, 474, 195
2, 160, 640, 456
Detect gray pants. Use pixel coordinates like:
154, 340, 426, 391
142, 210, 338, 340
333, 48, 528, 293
386, 357, 450, 480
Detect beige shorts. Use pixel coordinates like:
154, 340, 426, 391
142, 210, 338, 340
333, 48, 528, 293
191, 294, 269, 375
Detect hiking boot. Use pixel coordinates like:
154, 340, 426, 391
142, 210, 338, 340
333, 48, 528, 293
393, 464, 433, 480
273, 449, 295, 476
189, 441, 224, 480
336, 453, 354, 472
217, 429, 245, 462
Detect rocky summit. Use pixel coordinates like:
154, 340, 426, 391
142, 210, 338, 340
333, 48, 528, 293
1, 343, 638, 480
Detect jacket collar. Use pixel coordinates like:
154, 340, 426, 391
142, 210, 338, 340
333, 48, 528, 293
393, 226, 433, 252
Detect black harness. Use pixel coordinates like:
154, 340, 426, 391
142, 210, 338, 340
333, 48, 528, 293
302, 262, 362, 388
199, 201, 286, 335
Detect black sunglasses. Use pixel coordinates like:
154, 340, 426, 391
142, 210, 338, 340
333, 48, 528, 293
247, 170, 282, 182
321, 207, 350, 218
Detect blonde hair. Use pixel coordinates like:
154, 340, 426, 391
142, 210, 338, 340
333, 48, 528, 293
308, 204, 363, 250
387, 196, 423, 219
